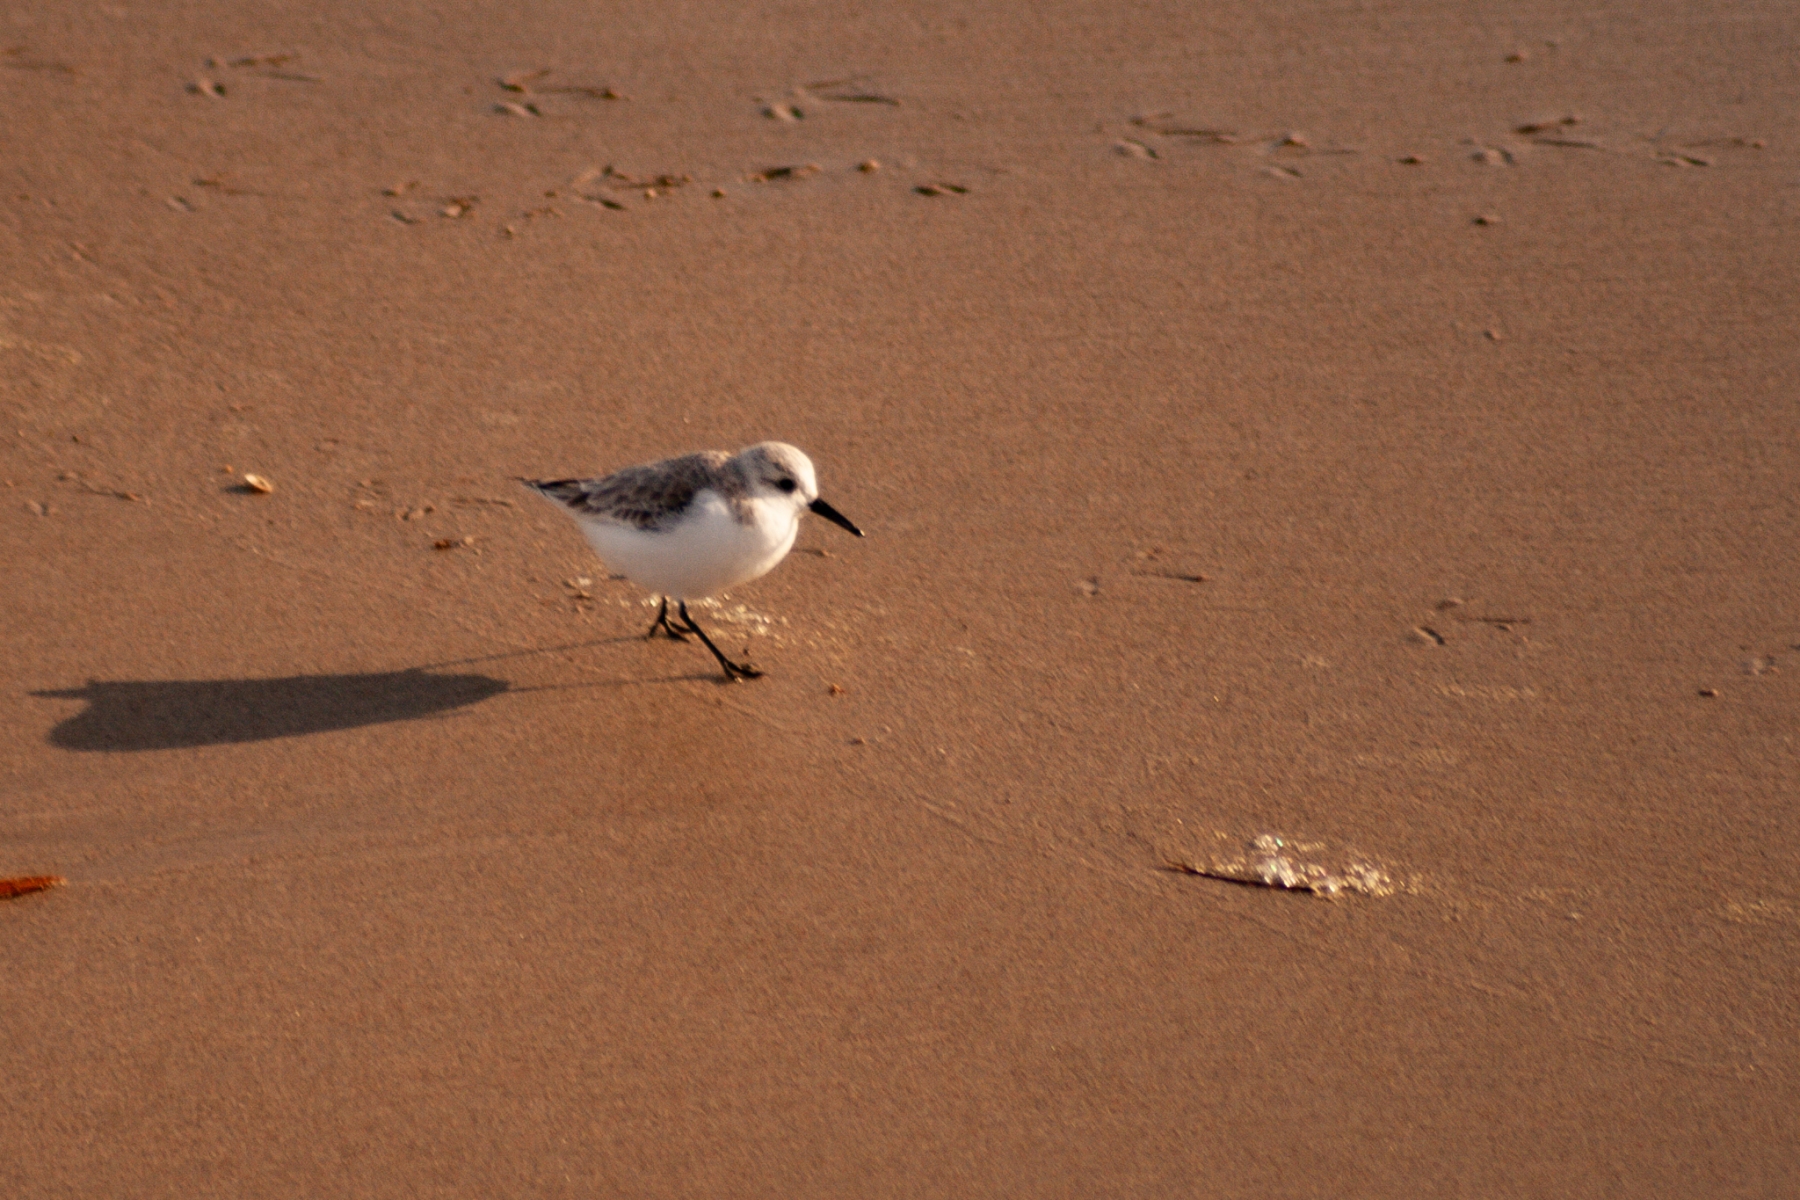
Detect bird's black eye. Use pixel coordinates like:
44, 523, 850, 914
776, 478, 797, 493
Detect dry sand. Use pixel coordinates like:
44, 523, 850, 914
3, 0, 1797, 1194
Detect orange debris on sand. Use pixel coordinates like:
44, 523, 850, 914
0, 876, 64, 900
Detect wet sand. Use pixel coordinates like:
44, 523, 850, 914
3, 1, 1797, 1193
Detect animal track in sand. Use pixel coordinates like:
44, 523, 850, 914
1109, 109, 1766, 182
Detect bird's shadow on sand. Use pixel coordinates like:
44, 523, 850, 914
29, 638, 704, 752
32, 670, 513, 751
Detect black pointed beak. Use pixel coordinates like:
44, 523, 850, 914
808, 497, 864, 537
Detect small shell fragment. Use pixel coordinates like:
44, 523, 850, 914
1164, 835, 1395, 899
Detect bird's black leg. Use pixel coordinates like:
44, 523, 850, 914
676, 601, 764, 681
645, 597, 689, 641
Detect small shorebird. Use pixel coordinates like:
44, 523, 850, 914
522, 442, 864, 680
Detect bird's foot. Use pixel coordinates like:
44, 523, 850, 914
718, 658, 764, 682
675, 601, 765, 682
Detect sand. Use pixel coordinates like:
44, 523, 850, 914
3, 0, 1796, 1194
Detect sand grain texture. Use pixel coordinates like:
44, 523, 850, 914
3, 0, 1797, 1195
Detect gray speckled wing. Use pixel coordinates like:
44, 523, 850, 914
525, 451, 742, 531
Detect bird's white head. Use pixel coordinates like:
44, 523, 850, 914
733, 442, 864, 537
736, 442, 819, 507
